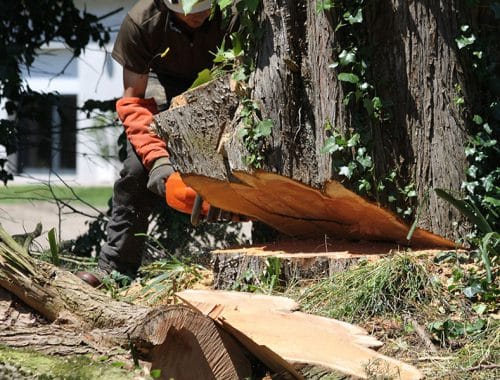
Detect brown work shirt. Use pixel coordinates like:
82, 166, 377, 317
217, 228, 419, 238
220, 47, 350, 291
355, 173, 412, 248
112, 0, 226, 96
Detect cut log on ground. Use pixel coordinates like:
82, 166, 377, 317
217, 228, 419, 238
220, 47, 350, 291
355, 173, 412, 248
0, 226, 255, 380
177, 289, 423, 380
210, 239, 445, 289
153, 77, 457, 248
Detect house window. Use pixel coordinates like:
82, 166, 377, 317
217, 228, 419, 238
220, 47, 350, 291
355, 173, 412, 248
17, 95, 77, 173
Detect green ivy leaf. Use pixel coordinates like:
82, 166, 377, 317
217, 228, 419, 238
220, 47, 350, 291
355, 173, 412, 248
347, 133, 360, 147
150, 369, 162, 379
338, 49, 356, 66
357, 153, 373, 169
217, 0, 233, 10
472, 114, 484, 125
455, 34, 476, 49
472, 303, 487, 315
339, 165, 353, 178
344, 8, 363, 24
338, 72, 360, 84
189, 69, 213, 89
255, 119, 273, 137
463, 283, 483, 298
321, 136, 342, 153
358, 179, 372, 192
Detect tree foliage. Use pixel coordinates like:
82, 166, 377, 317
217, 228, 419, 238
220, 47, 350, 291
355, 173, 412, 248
0, 0, 116, 183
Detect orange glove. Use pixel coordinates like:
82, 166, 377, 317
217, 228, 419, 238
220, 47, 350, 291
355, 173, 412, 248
165, 172, 210, 215
116, 97, 168, 170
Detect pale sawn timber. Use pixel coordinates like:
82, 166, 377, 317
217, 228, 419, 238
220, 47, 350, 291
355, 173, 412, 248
177, 289, 423, 380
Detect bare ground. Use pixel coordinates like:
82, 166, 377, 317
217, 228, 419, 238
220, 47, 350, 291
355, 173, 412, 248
0, 202, 101, 249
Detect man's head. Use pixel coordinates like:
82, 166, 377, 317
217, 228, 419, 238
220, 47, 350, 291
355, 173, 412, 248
164, 0, 212, 29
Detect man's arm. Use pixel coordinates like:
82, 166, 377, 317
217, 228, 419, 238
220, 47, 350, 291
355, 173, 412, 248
123, 68, 148, 98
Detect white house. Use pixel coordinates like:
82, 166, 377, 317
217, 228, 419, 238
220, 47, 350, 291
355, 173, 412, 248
2, 0, 136, 186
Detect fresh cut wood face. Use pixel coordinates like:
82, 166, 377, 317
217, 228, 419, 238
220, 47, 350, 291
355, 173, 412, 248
177, 289, 423, 380
184, 171, 457, 249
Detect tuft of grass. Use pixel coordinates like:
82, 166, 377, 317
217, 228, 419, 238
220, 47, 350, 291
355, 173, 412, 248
298, 253, 442, 323
124, 257, 208, 306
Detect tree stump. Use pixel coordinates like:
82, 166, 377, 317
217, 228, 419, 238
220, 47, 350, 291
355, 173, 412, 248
210, 239, 398, 289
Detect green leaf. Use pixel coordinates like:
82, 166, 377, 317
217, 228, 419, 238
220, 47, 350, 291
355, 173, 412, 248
472, 115, 484, 125
435, 188, 492, 234
465, 319, 486, 334
455, 34, 476, 49
344, 8, 363, 24
339, 165, 353, 178
357, 154, 373, 169
347, 133, 360, 147
338, 72, 360, 84
358, 179, 372, 192
484, 196, 500, 207
232, 67, 247, 82
230, 33, 244, 57
317, 0, 334, 12
150, 369, 162, 379
463, 283, 483, 298
217, 0, 233, 10
189, 69, 213, 89
242, 0, 261, 12
479, 232, 499, 283
322, 136, 340, 154
338, 49, 356, 66
255, 119, 273, 137
472, 303, 487, 315
372, 97, 382, 110
47, 228, 60, 266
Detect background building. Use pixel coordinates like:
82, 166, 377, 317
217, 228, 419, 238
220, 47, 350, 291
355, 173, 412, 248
2, 0, 135, 186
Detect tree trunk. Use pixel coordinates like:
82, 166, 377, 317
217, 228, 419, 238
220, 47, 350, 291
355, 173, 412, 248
249, 0, 473, 239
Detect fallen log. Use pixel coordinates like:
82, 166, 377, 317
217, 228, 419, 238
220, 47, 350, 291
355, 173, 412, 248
0, 225, 255, 380
177, 289, 423, 380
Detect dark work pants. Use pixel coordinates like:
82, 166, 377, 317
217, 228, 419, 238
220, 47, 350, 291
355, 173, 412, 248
98, 140, 161, 276
98, 73, 170, 277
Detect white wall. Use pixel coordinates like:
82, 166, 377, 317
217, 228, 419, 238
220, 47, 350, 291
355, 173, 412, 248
3, 0, 136, 186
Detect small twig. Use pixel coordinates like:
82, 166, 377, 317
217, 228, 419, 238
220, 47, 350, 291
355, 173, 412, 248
465, 364, 500, 372
415, 356, 453, 362
408, 317, 438, 353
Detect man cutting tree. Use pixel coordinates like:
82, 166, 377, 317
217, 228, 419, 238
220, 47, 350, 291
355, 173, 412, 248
93, 0, 228, 282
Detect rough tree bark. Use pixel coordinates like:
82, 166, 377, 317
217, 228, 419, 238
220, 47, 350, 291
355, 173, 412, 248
247, 0, 474, 240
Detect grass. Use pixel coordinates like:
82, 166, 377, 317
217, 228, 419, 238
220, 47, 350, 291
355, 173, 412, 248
0, 346, 143, 380
0, 185, 112, 208
293, 252, 499, 379
297, 253, 442, 323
